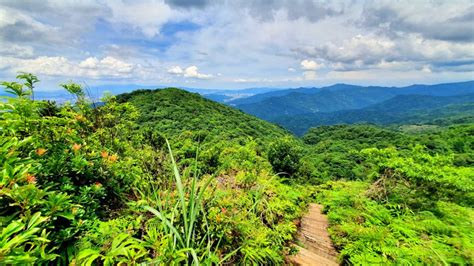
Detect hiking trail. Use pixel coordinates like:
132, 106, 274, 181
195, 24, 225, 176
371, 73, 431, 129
287, 204, 339, 266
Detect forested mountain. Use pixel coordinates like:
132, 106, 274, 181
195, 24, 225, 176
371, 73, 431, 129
274, 94, 474, 135
1, 74, 473, 265
116, 88, 288, 143
232, 81, 474, 120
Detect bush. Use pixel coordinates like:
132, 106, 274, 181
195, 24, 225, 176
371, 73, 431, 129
267, 137, 303, 176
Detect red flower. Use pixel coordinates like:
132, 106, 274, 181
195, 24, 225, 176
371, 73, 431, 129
26, 174, 37, 184
36, 148, 47, 156
72, 143, 81, 151
108, 154, 118, 162
101, 151, 109, 159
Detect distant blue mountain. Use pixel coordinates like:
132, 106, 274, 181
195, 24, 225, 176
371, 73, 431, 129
231, 81, 474, 120
272, 93, 474, 135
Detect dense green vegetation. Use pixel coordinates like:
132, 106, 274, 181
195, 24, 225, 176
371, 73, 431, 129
0, 75, 308, 264
1, 74, 473, 265
116, 88, 288, 144
302, 124, 473, 264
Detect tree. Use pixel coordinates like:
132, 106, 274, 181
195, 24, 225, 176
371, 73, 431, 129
267, 137, 303, 176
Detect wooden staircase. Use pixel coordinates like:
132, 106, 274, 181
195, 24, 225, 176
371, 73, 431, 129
287, 204, 339, 266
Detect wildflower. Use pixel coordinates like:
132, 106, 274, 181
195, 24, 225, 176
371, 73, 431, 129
72, 143, 81, 151
101, 151, 109, 159
71, 207, 78, 214
94, 182, 102, 188
36, 148, 47, 156
75, 115, 84, 121
26, 174, 37, 184
221, 207, 227, 214
108, 154, 118, 162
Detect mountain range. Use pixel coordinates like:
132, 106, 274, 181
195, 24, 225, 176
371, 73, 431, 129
2, 80, 473, 135
224, 81, 474, 135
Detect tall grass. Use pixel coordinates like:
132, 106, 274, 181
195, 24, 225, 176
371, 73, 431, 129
144, 139, 233, 265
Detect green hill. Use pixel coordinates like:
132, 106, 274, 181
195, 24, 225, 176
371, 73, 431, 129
117, 88, 289, 143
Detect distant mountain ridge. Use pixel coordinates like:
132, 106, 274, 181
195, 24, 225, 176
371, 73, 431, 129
231, 81, 474, 120
272, 93, 474, 135
229, 81, 474, 105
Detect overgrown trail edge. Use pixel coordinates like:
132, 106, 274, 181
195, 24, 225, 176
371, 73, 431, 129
288, 204, 339, 266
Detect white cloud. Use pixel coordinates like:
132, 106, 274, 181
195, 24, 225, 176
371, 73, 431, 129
297, 33, 474, 72
78, 57, 100, 69
1, 55, 139, 79
300, 59, 324, 71
421, 65, 432, 73
168, 65, 212, 79
184, 66, 212, 79
167, 66, 183, 74
105, 0, 176, 38
288, 67, 296, 72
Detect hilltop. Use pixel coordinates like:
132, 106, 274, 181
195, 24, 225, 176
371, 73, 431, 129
116, 88, 289, 143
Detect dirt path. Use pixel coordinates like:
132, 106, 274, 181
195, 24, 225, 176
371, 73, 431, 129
287, 204, 339, 266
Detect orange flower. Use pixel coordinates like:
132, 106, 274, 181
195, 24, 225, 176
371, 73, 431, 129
221, 207, 227, 214
75, 115, 84, 121
36, 148, 47, 156
72, 143, 81, 151
108, 154, 118, 162
94, 182, 102, 188
26, 174, 37, 184
101, 151, 109, 159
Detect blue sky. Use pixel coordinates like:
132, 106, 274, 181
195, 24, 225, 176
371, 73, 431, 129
0, 0, 473, 90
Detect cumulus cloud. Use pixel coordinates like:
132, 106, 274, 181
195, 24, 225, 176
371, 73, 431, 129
0, 55, 141, 79
168, 65, 212, 79
300, 59, 324, 70
296, 34, 474, 72
167, 66, 183, 74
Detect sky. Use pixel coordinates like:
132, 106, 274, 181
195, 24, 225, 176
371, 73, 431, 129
0, 0, 473, 90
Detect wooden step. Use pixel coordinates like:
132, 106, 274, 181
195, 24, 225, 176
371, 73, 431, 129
287, 247, 338, 266
287, 203, 339, 265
